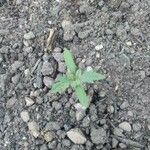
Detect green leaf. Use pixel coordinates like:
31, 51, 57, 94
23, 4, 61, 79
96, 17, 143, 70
74, 86, 89, 108
63, 48, 77, 73
51, 75, 70, 93
76, 69, 82, 78
81, 70, 105, 83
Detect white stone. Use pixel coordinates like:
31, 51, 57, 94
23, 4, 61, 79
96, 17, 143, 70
67, 128, 87, 144
24, 31, 35, 40
20, 111, 30, 122
119, 122, 132, 132
95, 44, 103, 51
28, 121, 40, 138
25, 97, 34, 106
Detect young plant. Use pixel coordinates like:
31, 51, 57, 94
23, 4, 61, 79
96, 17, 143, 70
51, 48, 105, 108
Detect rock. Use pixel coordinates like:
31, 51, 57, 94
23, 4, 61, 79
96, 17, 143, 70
0, 0, 7, 7
112, 138, 118, 148
53, 47, 62, 53
119, 54, 130, 68
40, 144, 48, 150
11, 74, 20, 84
6, 97, 17, 108
25, 97, 34, 106
67, 128, 87, 144
24, 31, 35, 40
119, 143, 127, 148
119, 121, 132, 132
58, 62, 66, 73
76, 110, 85, 121
43, 77, 54, 88
82, 116, 90, 127
45, 122, 61, 131
133, 123, 141, 131
28, 121, 40, 138
0, 46, 9, 54
90, 127, 106, 144
62, 139, 71, 147
120, 101, 129, 109
78, 30, 91, 39
48, 141, 57, 149
107, 105, 115, 113
95, 44, 103, 51
41, 61, 54, 76
126, 41, 132, 46
52, 53, 64, 62
20, 111, 30, 122
43, 131, 55, 142
62, 20, 75, 41
11, 61, 24, 72
99, 91, 106, 98
113, 127, 124, 137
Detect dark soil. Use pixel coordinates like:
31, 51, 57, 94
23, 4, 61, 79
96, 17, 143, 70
0, 0, 150, 150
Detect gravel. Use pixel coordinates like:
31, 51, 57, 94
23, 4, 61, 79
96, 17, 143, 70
20, 111, 30, 122
119, 122, 132, 132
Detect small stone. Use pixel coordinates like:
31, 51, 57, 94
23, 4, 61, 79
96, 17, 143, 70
67, 128, 87, 144
133, 123, 141, 131
120, 101, 129, 109
148, 124, 150, 130
25, 97, 34, 106
113, 127, 124, 137
28, 121, 40, 138
52, 53, 64, 62
76, 110, 85, 121
127, 111, 134, 116
126, 41, 132, 46
41, 61, 54, 76
0, 46, 9, 54
119, 121, 132, 132
40, 144, 48, 150
95, 44, 103, 51
82, 116, 90, 127
58, 62, 66, 73
43, 77, 54, 88
107, 105, 114, 113
112, 138, 118, 148
48, 141, 57, 149
6, 97, 17, 108
11, 61, 24, 72
11, 74, 20, 84
99, 91, 106, 98
24, 31, 35, 40
45, 122, 61, 131
119, 143, 127, 148
20, 111, 30, 122
62, 139, 71, 147
78, 30, 90, 39
44, 131, 55, 142
90, 127, 106, 144
53, 47, 62, 53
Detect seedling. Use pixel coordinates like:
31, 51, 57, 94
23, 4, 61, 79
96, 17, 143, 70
51, 48, 105, 108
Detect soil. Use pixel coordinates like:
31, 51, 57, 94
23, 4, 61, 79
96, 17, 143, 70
0, 0, 150, 150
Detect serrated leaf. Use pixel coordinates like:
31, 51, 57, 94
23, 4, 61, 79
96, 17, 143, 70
81, 70, 105, 83
74, 86, 89, 108
63, 48, 77, 73
51, 75, 70, 93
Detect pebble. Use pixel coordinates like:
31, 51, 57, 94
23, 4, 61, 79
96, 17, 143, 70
120, 101, 129, 109
119, 121, 132, 132
11, 61, 24, 72
119, 143, 127, 148
20, 111, 30, 122
62, 139, 71, 147
48, 141, 57, 149
67, 128, 87, 144
133, 123, 141, 131
58, 62, 66, 73
76, 109, 85, 121
43, 77, 54, 88
78, 30, 91, 39
113, 127, 124, 137
82, 116, 90, 127
52, 53, 64, 62
25, 97, 34, 106
126, 41, 132, 46
6, 97, 17, 108
107, 105, 115, 114
28, 121, 40, 138
24, 31, 35, 40
95, 44, 103, 51
45, 122, 61, 131
0, 46, 9, 54
127, 111, 134, 117
41, 61, 54, 76
40, 144, 48, 150
43, 131, 55, 142
112, 138, 118, 148
11, 74, 20, 84
90, 127, 106, 144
